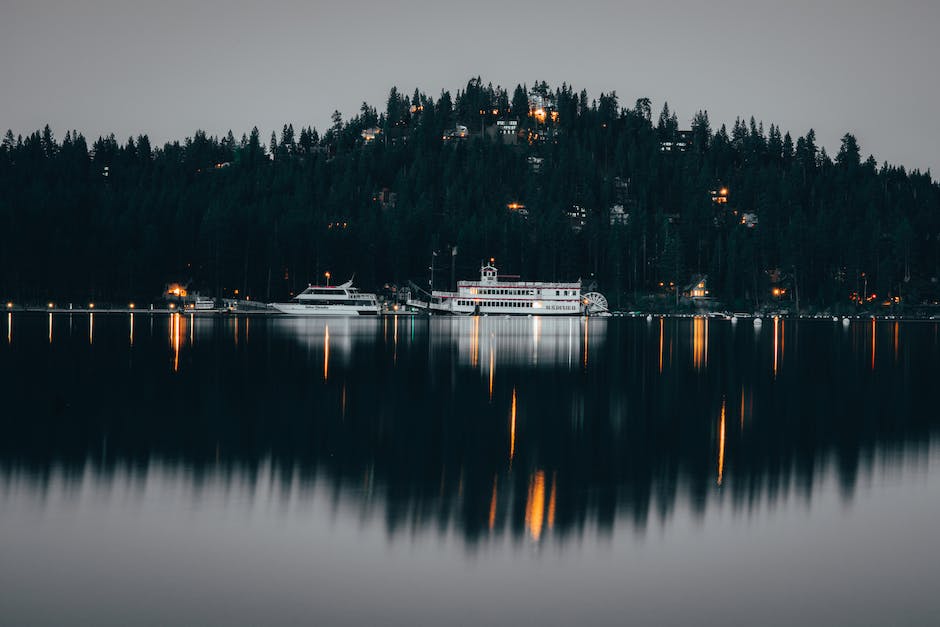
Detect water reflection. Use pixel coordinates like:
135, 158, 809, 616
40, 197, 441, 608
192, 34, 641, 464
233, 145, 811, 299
1, 315, 939, 547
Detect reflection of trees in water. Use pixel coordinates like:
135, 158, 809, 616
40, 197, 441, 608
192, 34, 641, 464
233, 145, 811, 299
0, 316, 938, 545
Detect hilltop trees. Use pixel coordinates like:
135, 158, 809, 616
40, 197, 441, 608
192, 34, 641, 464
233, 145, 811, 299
0, 79, 938, 310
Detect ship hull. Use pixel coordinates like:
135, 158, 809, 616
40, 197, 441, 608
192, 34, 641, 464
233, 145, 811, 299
271, 303, 380, 316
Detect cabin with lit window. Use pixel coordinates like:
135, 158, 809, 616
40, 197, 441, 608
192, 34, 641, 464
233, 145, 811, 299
683, 275, 711, 300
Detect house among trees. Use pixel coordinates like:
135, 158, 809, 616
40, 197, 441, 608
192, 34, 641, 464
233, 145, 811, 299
360, 127, 382, 142
442, 125, 469, 141
609, 205, 629, 225
684, 275, 711, 300
496, 120, 518, 144
660, 130, 692, 152
373, 188, 397, 210
566, 205, 587, 232
740, 212, 758, 228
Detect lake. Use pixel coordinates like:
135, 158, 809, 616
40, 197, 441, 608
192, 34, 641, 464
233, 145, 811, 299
1, 313, 939, 625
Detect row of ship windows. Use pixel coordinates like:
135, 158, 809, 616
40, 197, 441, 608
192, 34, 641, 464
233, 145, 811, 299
474, 288, 577, 296
299, 299, 374, 306
458, 300, 534, 308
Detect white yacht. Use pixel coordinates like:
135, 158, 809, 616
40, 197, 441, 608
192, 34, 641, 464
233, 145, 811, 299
271, 279, 380, 316
412, 263, 609, 316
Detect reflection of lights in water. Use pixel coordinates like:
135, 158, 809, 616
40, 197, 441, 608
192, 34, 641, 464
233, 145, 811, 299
692, 317, 707, 370
488, 476, 498, 530
510, 388, 517, 462
773, 316, 779, 378
245, 317, 249, 344
48, 312, 53, 343
871, 318, 876, 371
583, 317, 589, 367
172, 313, 181, 372
6, 312, 10, 343
740, 387, 745, 429
341, 384, 346, 418
548, 472, 557, 530
470, 317, 480, 367
234, 316, 239, 346
488, 345, 495, 401
525, 470, 546, 541
324, 325, 330, 381
533, 316, 541, 361
659, 317, 664, 373
393, 315, 398, 363
129, 313, 134, 346
718, 397, 726, 486
894, 321, 899, 361
190, 313, 194, 344
89, 313, 94, 345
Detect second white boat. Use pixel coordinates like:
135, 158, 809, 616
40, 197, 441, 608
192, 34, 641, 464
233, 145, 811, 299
271, 279, 380, 316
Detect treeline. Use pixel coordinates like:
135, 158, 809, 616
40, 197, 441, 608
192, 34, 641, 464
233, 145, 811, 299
1, 77, 938, 309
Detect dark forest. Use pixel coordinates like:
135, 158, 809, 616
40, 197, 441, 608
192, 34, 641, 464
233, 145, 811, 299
2, 78, 938, 311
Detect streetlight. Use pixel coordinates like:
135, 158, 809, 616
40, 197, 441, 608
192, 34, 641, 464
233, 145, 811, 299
325, 271, 331, 286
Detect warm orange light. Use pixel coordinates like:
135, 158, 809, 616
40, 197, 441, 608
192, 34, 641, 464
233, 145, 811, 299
488, 476, 498, 530
47, 302, 54, 308
547, 473, 557, 529
129, 302, 135, 309
488, 346, 495, 401
717, 398, 726, 486
525, 470, 546, 541
168, 303, 176, 309
720, 187, 728, 196
323, 325, 330, 381
5, 302, 11, 309
88, 303, 95, 309
510, 388, 517, 462
693, 316, 707, 370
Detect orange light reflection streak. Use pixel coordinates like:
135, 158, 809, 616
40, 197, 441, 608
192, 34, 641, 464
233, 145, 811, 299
525, 471, 546, 541
692, 317, 706, 370
548, 472, 557, 530
488, 345, 494, 401
510, 388, 517, 463
583, 317, 589, 367
172, 313, 181, 372
658, 317, 664, 373
894, 321, 899, 362
488, 476, 498, 530
324, 325, 330, 381
773, 317, 779, 378
717, 398, 726, 486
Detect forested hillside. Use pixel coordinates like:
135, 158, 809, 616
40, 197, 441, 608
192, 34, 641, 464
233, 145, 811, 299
1, 78, 938, 310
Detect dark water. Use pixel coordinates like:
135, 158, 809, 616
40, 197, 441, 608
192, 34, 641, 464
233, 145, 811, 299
2, 312, 939, 626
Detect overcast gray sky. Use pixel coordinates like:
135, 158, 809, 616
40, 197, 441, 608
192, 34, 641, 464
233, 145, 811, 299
1, 0, 938, 173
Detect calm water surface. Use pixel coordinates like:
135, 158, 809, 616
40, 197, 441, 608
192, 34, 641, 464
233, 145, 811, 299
1, 313, 939, 625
